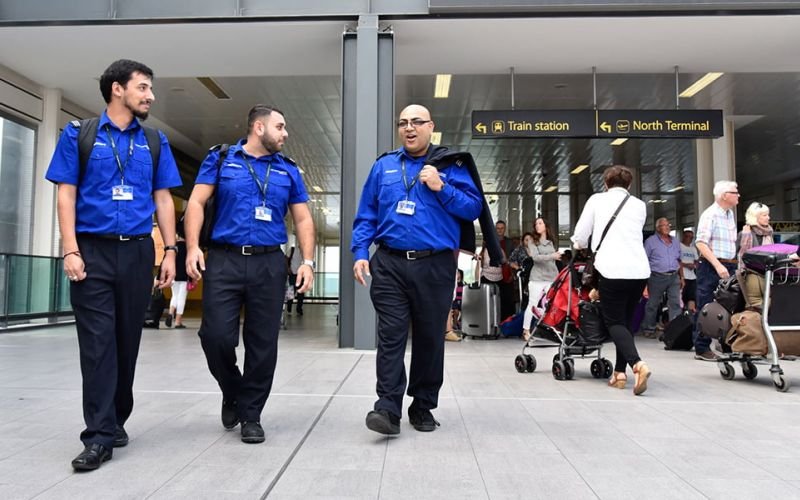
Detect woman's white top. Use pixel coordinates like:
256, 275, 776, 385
570, 187, 650, 280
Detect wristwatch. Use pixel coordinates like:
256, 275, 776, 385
164, 245, 179, 253
302, 259, 316, 271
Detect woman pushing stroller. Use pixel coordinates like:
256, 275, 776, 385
571, 166, 652, 396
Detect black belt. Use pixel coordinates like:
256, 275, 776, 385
210, 243, 281, 256
380, 245, 448, 260
652, 270, 677, 276
78, 233, 151, 241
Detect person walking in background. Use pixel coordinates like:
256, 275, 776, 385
523, 218, 561, 340
352, 104, 482, 435
571, 166, 651, 395
46, 59, 182, 470
680, 228, 699, 314
185, 104, 315, 444
494, 220, 517, 320
640, 218, 683, 338
693, 180, 740, 360
445, 269, 465, 342
286, 244, 306, 315
166, 233, 189, 329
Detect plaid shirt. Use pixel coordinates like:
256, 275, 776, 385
696, 202, 737, 259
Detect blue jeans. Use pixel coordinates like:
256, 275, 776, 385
693, 260, 737, 354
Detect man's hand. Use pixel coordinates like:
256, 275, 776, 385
63, 253, 87, 282
715, 263, 730, 279
296, 265, 314, 294
186, 246, 206, 282
157, 252, 176, 289
353, 259, 371, 286
419, 165, 444, 192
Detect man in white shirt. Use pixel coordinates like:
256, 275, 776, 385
680, 228, 699, 314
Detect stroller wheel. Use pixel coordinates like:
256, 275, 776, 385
602, 359, 614, 379
590, 359, 604, 379
514, 355, 527, 373
552, 360, 566, 381
564, 359, 575, 380
525, 354, 537, 373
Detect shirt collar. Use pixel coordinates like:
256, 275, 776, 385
399, 147, 429, 162
98, 110, 141, 132
713, 202, 733, 216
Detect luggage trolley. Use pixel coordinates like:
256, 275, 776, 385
514, 257, 613, 381
714, 247, 799, 392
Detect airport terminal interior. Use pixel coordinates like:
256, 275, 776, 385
1, 1, 800, 498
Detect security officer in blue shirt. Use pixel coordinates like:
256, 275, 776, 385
45, 59, 182, 471
352, 104, 482, 435
184, 104, 315, 444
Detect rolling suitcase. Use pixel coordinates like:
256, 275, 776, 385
143, 288, 166, 329
461, 282, 500, 338
662, 312, 694, 350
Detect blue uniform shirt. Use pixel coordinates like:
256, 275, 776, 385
351, 147, 483, 261
195, 140, 309, 246
45, 111, 182, 235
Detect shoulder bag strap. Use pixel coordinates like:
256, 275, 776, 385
595, 193, 631, 254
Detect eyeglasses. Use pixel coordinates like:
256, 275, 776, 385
397, 118, 432, 129
726, 191, 740, 195
658, 223, 672, 228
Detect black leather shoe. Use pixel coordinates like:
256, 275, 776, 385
221, 399, 239, 430
241, 421, 265, 444
71, 443, 112, 471
113, 425, 128, 447
365, 409, 400, 435
408, 408, 440, 432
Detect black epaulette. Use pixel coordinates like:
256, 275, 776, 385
283, 155, 298, 166
208, 143, 225, 152
375, 149, 397, 161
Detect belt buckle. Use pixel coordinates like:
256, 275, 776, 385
406, 250, 417, 260
119, 235, 130, 241
241, 245, 254, 256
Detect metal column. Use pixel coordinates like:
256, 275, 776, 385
339, 15, 394, 349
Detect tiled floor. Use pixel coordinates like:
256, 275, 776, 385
1, 305, 800, 499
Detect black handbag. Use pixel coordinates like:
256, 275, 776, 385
578, 300, 610, 345
581, 194, 631, 289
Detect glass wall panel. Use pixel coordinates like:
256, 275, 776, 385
0, 114, 36, 255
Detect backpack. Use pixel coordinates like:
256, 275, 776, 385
72, 117, 161, 187
177, 144, 230, 249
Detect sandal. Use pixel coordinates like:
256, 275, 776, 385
608, 371, 627, 389
633, 361, 651, 396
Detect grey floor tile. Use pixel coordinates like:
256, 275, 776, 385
157, 463, 277, 494
267, 468, 381, 498
584, 475, 705, 500
481, 474, 597, 500
686, 478, 800, 499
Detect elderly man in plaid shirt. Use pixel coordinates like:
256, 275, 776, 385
692, 180, 740, 360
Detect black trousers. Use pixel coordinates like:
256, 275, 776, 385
71, 236, 154, 449
369, 248, 456, 419
598, 275, 648, 373
199, 248, 286, 422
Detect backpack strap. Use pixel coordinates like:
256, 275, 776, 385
73, 117, 162, 190
212, 143, 231, 179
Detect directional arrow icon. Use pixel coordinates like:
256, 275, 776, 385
600, 122, 612, 134
475, 122, 487, 134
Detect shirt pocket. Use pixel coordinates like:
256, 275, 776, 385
379, 171, 405, 199
267, 172, 292, 207
128, 146, 154, 183
88, 146, 117, 180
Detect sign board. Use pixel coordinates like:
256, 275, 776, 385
471, 110, 596, 138
472, 109, 724, 139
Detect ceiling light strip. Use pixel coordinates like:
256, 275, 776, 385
679, 72, 724, 98
570, 164, 589, 175
434, 74, 451, 98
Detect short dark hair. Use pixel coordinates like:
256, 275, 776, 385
603, 165, 633, 189
496, 220, 506, 226
99, 59, 154, 103
247, 104, 285, 133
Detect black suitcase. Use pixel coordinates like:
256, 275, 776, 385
661, 313, 693, 351
143, 288, 166, 329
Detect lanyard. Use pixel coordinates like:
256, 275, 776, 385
105, 125, 134, 184
400, 159, 423, 198
241, 153, 272, 206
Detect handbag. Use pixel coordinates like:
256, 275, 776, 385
581, 193, 631, 289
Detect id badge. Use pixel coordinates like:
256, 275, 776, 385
112, 184, 133, 201
255, 206, 272, 222
396, 199, 416, 215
